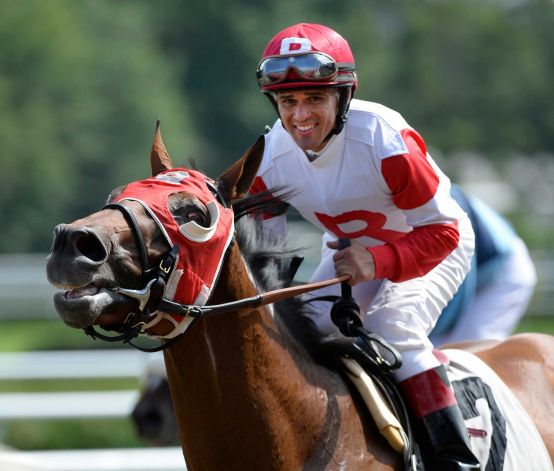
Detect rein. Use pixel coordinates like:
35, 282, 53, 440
85, 201, 350, 351
156, 274, 351, 318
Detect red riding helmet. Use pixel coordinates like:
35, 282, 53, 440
256, 23, 357, 92
256, 23, 357, 135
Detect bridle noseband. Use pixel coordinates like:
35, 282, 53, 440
83, 201, 181, 351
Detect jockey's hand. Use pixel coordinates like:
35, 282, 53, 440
327, 239, 376, 286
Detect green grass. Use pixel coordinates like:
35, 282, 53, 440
0, 377, 138, 393
2, 419, 145, 450
515, 315, 554, 335
0, 319, 118, 352
0, 318, 169, 352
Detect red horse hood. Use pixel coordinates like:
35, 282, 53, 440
115, 169, 235, 308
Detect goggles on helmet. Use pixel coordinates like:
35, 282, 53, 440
257, 52, 346, 87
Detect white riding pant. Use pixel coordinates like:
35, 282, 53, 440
431, 237, 536, 346
305, 218, 475, 382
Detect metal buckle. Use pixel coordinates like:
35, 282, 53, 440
159, 258, 172, 274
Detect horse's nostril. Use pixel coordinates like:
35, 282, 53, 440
73, 231, 107, 262
50, 224, 67, 254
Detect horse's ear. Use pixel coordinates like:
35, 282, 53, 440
217, 135, 265, 205
150, 120, 174, 176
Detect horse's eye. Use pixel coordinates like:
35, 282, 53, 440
168, 194, 210, 228
185, 207, 209, 227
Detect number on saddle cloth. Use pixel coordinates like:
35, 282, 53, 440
451, 376, 506, 469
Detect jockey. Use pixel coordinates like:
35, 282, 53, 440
430, 185, 537, 346
250, 23, 479, 469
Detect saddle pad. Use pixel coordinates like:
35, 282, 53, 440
444, 349, 553, 471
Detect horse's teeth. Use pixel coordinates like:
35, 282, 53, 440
66, 285, 100, 300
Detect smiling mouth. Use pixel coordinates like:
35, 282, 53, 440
295, 124, 316, 133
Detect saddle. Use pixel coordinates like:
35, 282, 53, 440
316, 331, 419, 469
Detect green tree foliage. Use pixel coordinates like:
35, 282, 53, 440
378, 0, 554, 156
0, 0, 198, 252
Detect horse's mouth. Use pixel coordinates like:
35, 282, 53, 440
64, 283, 105, 300
52, 282, 137, 329
54, 280, 116, 305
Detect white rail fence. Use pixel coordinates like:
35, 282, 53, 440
0, 447, 185, 471
0, 349, 147, 421
0, 350, 185, 471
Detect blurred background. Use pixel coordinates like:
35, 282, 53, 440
1, 0, 553, 468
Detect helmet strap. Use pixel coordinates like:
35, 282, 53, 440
332, 86, 353, 135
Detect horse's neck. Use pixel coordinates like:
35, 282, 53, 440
162, 244, 336, 469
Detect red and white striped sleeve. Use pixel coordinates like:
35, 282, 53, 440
367, 129, 463, 282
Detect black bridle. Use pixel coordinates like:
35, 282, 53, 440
83, 202, 181, 351
83, 196, 352, 352
84, 179, 234, 350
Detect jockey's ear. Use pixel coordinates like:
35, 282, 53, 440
150, 120, 174, 176
217, 135, 265, 205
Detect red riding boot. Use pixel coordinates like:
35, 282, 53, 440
400, 365, 480, 470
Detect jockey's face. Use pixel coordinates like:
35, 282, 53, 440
275, 88, 339, 152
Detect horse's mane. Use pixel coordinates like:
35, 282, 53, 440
231, 192, 323, 352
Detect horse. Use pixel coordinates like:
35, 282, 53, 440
46, 124, 554, 470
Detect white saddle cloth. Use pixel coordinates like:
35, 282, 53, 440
445, 349, 552, 471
